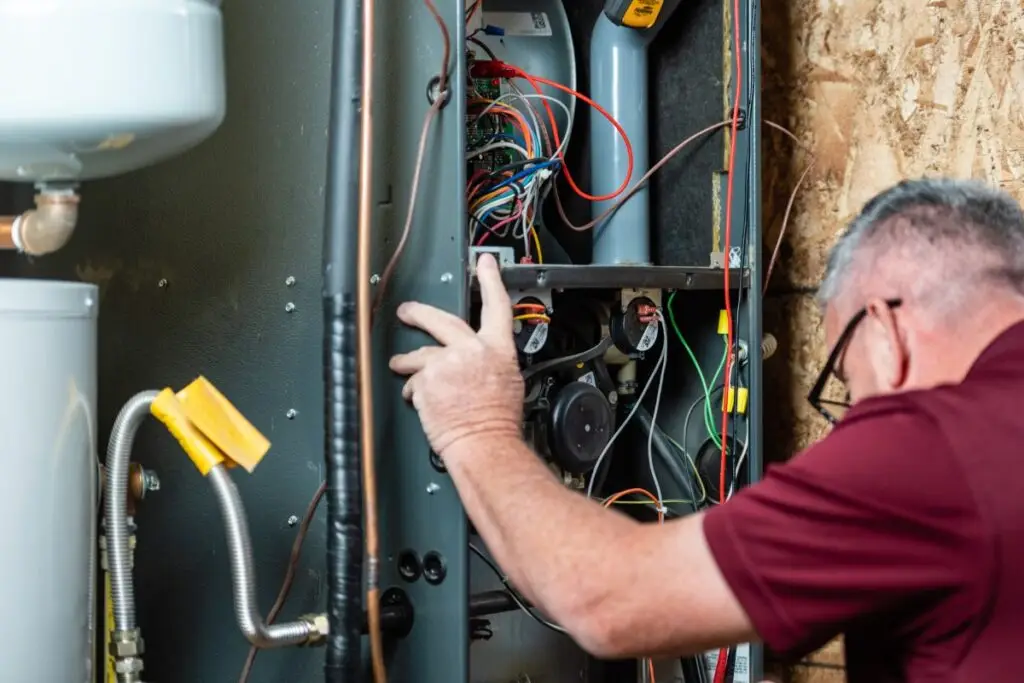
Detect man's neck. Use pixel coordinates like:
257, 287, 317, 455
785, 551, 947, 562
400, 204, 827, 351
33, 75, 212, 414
920, 301, 1024, 385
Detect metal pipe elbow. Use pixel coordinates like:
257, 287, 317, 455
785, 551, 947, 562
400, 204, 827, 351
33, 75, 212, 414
14, 190, 80, 256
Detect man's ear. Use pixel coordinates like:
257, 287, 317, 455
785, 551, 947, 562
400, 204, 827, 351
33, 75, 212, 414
864, 297, 908, 389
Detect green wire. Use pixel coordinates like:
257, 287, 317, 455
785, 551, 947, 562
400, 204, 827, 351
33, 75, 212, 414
667, 291, 729, 449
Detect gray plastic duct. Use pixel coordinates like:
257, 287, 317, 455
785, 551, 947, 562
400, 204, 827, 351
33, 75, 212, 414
0, 280, 98, 683
589, 3, 683, 265
590, 14, 650, 265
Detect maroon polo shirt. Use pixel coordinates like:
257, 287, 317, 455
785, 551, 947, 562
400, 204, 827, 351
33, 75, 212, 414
704, 320, 1024, 682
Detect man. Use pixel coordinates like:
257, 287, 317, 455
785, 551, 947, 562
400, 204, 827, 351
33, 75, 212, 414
389, 178, 1024, 681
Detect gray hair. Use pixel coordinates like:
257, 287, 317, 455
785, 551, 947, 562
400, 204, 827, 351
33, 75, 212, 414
817, 178, 1024, 310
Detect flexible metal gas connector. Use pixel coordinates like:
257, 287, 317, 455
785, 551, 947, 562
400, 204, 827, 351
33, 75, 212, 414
207, 464, 321, 647
105, 391, 160, 682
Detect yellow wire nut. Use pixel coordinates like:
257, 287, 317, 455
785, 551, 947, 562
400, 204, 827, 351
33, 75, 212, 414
717, 309, 730, 336
722, 386, 749, 414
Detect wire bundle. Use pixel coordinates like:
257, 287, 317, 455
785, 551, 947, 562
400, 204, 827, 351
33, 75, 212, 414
466, 86, 571, 261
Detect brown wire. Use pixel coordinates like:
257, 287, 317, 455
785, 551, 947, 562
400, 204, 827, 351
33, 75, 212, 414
762, 119, 815, 294
371, 0, 451, 318
236, 481, 327, 683
553, 120, 733, 232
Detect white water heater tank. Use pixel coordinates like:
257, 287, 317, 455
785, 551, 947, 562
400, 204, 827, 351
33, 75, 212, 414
0, 281, 98, 683
0, 0, 226, 182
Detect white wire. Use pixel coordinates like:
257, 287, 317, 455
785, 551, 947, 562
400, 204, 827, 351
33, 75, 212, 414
467, 86, 575, 260
726, 417, 751, 500
645, 314, 669, 512
465, 140, 530, 162
586, 328, 669, 500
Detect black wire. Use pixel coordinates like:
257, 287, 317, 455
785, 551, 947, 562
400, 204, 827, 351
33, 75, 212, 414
468, 543, 564, 633
466, 35, 498, 61
521, 337, 613, 381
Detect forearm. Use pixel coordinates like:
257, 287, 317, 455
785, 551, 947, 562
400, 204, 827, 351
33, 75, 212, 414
443, 434, 640, 626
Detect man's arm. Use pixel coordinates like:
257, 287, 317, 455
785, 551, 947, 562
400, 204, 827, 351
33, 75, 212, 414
442, 432, 755, 659
389, 255, 755, 659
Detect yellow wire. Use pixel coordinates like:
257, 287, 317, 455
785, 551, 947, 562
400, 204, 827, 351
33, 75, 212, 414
529, 228, 544, 263
513, 313, 550, 323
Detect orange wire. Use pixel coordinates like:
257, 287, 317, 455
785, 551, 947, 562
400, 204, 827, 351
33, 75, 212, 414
605, 488, 663, 683
714, 0, 744, 678
512, 68, 634, 202
469, 99, 535, 157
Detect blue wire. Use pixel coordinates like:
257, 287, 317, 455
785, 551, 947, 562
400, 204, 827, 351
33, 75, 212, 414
490, 159, 560, 192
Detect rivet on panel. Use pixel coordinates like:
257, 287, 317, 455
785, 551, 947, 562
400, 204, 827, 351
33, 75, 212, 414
370, 274, 381, 285
287, 515, 299, 527
440, 272, 453, 283
157, 278, 168, 289
425, 482, 440, 495
286, 409, 298, 419
285, 302, 296, 313
285, 276, 296, 287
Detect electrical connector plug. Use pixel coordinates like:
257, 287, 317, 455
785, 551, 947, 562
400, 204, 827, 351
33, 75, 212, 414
469, 60, 518, 79
482, 24, 505, 36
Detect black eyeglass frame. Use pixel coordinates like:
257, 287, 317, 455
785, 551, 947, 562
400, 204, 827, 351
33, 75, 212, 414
807, 298, 903, 425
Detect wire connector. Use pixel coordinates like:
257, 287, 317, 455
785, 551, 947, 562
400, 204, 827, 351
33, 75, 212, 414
482, 24, 505, 36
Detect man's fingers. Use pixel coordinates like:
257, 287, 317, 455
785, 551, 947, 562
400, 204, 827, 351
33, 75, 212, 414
402, 375, 415, 402
397, 301, 474, 346
476, 253, 513, 342
389, 346, 441, 376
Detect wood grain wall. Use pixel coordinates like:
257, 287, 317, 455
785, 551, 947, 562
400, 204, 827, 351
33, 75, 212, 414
759, 0, 1024, 680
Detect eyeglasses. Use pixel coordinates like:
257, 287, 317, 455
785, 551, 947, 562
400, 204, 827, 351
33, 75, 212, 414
807, 298, 902, 425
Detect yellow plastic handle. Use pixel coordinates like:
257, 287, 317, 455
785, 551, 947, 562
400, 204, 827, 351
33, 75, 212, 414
151, 388, 226, 476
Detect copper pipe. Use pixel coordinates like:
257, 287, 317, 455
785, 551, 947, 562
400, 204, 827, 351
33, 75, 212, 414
356, 0, 386, 680
0, 215, 15, 249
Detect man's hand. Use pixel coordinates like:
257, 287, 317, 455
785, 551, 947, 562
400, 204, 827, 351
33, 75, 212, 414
389, 254, 524, 457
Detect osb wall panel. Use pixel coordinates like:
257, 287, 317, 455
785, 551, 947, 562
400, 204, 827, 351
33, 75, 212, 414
760, 0, 1024, 680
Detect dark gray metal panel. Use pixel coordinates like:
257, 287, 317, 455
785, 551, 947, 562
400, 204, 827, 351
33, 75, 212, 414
741, 0, 764, 678
369, 1, 470, 683
0, 2, 335, 682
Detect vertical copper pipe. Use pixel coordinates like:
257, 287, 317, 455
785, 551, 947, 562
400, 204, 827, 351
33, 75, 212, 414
355, 0, 386, 680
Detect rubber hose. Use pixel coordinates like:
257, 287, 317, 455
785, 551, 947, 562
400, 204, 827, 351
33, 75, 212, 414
105, 390, 159, 632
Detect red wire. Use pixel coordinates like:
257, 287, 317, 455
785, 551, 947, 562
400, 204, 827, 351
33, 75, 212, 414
510, 67, 634, 202
714, 0, 744, 678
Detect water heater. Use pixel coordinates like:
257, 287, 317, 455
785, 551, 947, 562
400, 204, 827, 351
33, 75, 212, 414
0, 0, 226, 182
0, 281, 98, 683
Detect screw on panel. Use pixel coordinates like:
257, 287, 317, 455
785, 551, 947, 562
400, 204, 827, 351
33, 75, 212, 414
425, 482, 440, 495
286, 409, 298, 419
440, 272, 453, 283
287, 515, 299, 527
370, 274, 381, 285
285, 302, 296, 313
285, 276, 296, 287
157, 278, 168, 288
